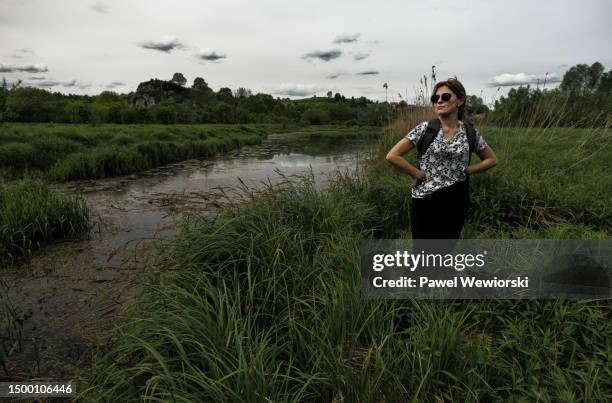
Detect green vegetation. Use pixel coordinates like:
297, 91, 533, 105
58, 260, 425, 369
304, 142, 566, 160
79, 113, 611, 400
0, 179, 89, 264
0, 74, 391, 126
0, 123, 283, 181
487, 62, 612, 127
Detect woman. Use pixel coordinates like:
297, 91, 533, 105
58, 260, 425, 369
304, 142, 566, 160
386, 78, 498, 241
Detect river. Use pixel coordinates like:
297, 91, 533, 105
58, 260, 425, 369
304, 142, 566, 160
1, 130, 380, 380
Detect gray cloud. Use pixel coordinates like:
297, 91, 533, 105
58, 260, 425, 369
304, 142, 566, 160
25, 78, 90, 89
353, 52, 369, 61
0, 63, 48, 73
333, 33, 360, 44
487, 72, 562, 87
9, 48, 35, 59
139, 36, 185, 53
301, 49, 342, 62
273, 83, 318, 96
325, 72, 345, 79
356, 70, 379, 75
28, 76, 46, 80
195, 49, 227, 62
89, 1, 109, 14
105, 81, 125, 88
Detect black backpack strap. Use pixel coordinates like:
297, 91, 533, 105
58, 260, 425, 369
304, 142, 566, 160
417, 118, 440, 160
464, 122, 479, 185
464, 122, 478, 163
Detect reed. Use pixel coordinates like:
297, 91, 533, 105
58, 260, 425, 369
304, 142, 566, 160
0, 179, 90, 263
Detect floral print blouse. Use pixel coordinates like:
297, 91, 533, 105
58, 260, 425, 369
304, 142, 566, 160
405, 120, 487, 198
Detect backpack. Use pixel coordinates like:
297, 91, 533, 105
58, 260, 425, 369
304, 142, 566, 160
416, 118, 479, 179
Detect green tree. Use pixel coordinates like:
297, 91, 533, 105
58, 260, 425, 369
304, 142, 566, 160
65, 100, 92, 123
466, 95, 489, 115
171, 72, 187, 87
192, 77, 209, 90
213, 101, 234, 123
4, 87, 63, 122
301, 108, 329, 125
559, 62, 605, 96
217, 87, 234, 103
153, 103, 177, 124
234, 87, 252, 98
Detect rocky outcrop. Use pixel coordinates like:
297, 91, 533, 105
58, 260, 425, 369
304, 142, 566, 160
126, 79, 188, 108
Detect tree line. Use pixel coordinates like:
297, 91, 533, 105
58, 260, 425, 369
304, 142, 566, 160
1, 62, 608, 127
0, 73, 397, 126
486, 62, 612, 127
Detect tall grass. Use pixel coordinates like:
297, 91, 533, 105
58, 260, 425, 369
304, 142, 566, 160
0, 123, 379, 182
0, 124, 276, 181
77, 104, 611, 401
80, 170, 611, 400
0, 179, 90, 263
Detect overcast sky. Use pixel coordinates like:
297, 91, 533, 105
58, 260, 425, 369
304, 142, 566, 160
1, 0, 611, 105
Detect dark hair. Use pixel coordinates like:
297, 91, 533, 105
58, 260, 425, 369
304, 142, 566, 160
432, 78, 467, 120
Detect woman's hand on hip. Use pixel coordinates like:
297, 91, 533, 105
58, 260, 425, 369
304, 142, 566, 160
411, 170, 426, 188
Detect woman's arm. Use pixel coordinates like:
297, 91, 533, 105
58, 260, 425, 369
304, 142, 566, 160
467, 145, 498, 174
385, 138, 426, 184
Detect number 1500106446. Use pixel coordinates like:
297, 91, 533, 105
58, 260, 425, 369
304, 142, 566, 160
1, 382, 75, 397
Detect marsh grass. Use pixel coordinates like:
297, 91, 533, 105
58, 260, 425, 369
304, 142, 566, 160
0, 123, 279, 181
74, 105, 611, 401
0, 123, 379, 182
80, 167, 611, 400
0, 179, 90, 263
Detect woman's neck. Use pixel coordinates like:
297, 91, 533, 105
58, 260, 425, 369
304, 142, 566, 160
438, 114, 460, 129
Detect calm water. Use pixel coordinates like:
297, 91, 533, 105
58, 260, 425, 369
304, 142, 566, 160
4, 131, 381, 379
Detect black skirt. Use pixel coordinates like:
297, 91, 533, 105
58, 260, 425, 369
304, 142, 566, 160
409, 179, 470, 240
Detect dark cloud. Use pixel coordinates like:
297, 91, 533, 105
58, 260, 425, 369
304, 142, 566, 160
105, 81, 125, 88
26, 79, 90, 89
139, 36, 185, 53
195, 49, 227, 62
487, 72, 561, 87
325, 72, 344, 79
28, 76, 46, 80
353, 52, 369, 61
9, 48, 35, 59
89, 1, 109, 14
301, 49, 342, 62
356, 70, 379, 75
333, 33, 360, 44
273, 83, 318, 97
0, 63, 48, 73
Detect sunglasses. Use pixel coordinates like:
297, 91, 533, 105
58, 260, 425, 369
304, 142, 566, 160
430, 93, 453, 103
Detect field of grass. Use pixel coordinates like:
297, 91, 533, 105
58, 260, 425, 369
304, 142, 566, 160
0, 123, 283, 181
78, 113, 611, 400
0, 179, 90, 264
0, 123, 382, 182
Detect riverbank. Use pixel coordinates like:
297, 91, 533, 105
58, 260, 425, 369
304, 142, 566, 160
0, 124, 381, 263
0, 123, 380, 182
1, 127, 380, 382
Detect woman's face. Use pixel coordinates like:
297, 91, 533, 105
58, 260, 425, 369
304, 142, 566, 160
432, 85, 463, 117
